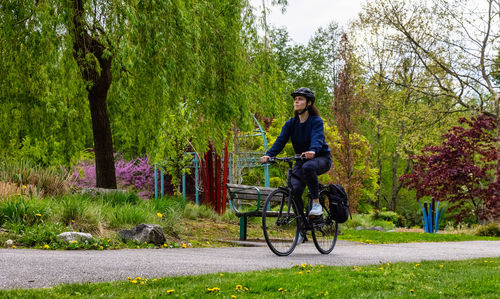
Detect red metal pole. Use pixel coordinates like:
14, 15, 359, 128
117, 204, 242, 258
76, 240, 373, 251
222, 142, 229, 214
207, 145, 214, 209
215, 151, 221, 215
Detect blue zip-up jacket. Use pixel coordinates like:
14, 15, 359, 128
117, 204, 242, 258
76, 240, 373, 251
266, 116, 330, 157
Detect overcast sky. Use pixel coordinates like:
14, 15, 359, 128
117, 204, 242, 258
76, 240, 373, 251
250, 0, 365, 44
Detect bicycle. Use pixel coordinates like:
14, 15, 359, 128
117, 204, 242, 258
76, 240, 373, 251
261, 155, 339, 256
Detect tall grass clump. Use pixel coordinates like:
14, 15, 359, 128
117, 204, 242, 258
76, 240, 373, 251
0, 197, 50, 227
0, 159, 72, 196
108, 204, 152, 228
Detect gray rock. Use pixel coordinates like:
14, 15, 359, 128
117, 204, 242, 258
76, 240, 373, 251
79, 187, 127, 197
355, 226, 365, 230
119, 224, 166, 245
368, 226, 385, 232
57, 232, 93, 243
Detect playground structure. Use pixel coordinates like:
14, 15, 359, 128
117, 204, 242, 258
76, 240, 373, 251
154, 115, 270, 213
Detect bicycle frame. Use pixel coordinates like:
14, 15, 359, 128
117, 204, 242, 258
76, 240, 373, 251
271, 156, 317, 233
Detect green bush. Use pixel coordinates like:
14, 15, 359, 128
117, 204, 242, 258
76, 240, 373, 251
17, 223, 66, 247
343, 213, 394, 230
476, 223, 500, 237
372, 210, 399, 223
101, 191, 140, 206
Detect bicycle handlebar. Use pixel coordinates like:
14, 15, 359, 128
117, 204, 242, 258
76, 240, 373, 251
265, 155, 306, 164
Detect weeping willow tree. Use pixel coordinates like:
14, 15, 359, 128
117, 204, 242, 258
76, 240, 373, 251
0, 0, 286, 188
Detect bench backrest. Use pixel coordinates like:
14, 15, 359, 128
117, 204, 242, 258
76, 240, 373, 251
226, 184, 283, 213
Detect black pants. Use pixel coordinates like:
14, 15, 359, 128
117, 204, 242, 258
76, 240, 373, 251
291, 154, 332, 212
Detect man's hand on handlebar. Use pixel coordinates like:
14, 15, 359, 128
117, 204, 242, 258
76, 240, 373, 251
260, 155, 271, 164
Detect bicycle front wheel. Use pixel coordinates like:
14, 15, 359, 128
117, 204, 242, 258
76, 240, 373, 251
262, 189, 299, 256
312, 190, 338, 254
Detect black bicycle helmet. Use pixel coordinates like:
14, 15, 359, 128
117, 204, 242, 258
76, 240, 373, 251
291, 87, 315, 105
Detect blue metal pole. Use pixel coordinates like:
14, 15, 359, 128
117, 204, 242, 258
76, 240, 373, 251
154, 164, 158, 199
182, 172, 186, 202
434, 201, 440, 232
160, 169, 164, 198
418, 200, 428, 232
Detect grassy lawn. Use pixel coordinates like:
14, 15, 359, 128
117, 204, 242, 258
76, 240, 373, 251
2, 257, 498, 298
338, 229, 500, 244
1, 194, 498, 250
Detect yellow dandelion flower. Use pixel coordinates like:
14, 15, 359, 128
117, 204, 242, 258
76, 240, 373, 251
319, 265, 324, 268
131, 280, 138, 284
231, 296, 237, 299
484, 260, 488, 263
35, 213, 42, 217
128, 277, 132, 280
17, 193, 21, 196
23, 185, 27, 189
278, 288, 284, 292
213, 287, 220, 291
153, 279, 158, 282
244, 287, 248, 291
439, 265, 444, 268
43, 244, 49, 249
135, 277, 141, 280
100, 246, 104, 250
71, 220, 75, 223
206, 241, 210, 245
182, 243, 187, 248
298, 271, 303, 275
140, 281, 145, 285
107, 239, 111, 242
236, 285, 243, 290
71, 240, 77, 244
157, 213, 163, 218
379, 267, 384, 270
219, 273, 224, 276
415, 264, 420, 267
12, 245, 17, 249
306, 270, 311, 273
167, 289, 174, 294
410, 289, 414, 293
301, 263, 307, 268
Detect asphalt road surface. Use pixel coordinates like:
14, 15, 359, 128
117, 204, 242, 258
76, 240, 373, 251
1, 240, 499, 290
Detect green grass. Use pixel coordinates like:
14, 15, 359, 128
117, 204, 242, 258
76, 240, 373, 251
339, 229, 500, 244
1, 257, 498, 298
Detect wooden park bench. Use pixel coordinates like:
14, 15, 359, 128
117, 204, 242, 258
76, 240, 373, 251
226, 183, 283, 240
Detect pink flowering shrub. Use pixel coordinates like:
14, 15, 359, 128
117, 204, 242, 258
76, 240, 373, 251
72, 155, 155, 198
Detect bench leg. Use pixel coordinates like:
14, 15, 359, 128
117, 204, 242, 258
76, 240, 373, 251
239, 216, 247, 241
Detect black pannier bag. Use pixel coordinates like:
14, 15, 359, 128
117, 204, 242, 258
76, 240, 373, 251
327, 184, 350, 223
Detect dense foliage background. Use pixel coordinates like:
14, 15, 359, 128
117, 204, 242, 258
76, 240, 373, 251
1, 0, 498, 225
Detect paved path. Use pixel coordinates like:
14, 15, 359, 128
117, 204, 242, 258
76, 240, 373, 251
1, 240, 499, 290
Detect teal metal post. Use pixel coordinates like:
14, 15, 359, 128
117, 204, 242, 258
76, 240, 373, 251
252, 114, 270, 187
154, 164, 158, 199
194, 155, 199, 205
182, 173, 186, 202
160, 169, 164, 197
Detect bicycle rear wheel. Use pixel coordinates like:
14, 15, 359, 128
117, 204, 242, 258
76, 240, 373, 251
312, 190, 338, 254
262, 189, 299, 256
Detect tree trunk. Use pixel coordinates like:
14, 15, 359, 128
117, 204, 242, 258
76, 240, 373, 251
71, 0, 116, 188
